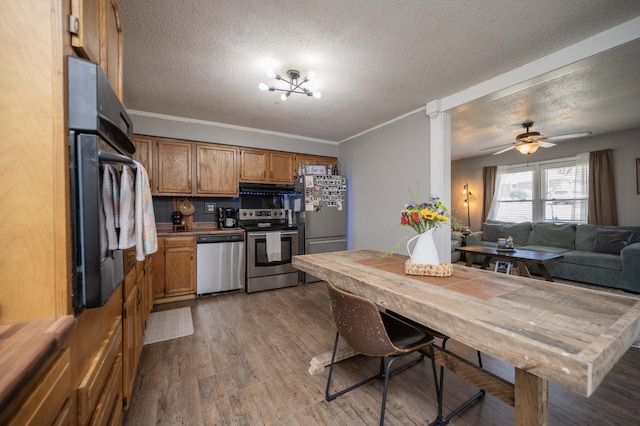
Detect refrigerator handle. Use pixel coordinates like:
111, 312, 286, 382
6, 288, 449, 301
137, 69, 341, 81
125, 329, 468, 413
307, 238, 347, 245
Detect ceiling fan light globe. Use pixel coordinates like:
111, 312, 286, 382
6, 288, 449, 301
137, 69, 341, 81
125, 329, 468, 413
313, 91, 322, 99
516, 142, 540, 155
258, 82, 269, 91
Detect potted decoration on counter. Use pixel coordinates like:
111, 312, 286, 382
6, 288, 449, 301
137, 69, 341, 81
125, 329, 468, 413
400, 190, 453, 277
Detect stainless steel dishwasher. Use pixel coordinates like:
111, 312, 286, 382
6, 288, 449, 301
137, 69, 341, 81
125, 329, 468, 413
196, 233, 245, 296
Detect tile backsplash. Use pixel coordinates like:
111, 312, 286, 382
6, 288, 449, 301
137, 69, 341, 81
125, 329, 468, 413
152, 196, 240, 223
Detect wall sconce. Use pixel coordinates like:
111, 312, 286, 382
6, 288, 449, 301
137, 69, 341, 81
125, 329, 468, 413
463, 182, 472, 227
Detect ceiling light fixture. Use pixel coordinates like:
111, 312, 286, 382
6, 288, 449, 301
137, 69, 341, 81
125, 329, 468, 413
515, 142, 540, 155
258, 69, 321, 101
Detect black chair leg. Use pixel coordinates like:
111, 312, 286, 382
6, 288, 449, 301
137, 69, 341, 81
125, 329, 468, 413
326, 331, 379, 401
428, 337, 485, 426
325, 331, 426, 425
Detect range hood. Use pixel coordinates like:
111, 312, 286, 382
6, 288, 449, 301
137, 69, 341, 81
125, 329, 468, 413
239, 183, 295, 195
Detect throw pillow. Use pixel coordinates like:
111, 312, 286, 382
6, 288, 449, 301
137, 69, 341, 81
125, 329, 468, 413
528, 223, 576, 250
591, 228, 635, 254
503, 222, 532, 246
482, 223, 504, 242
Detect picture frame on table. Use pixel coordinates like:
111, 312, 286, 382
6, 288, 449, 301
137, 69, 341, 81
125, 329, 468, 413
494, 261, 511, 274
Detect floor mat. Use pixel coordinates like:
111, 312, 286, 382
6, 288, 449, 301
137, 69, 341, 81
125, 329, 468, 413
143, 307, 194, 345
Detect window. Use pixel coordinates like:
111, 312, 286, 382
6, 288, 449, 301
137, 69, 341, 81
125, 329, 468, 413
488, 155, 588, 223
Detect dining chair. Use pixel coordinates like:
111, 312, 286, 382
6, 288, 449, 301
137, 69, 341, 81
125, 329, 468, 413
385, 309, 486, 425
324, 280, 440, 426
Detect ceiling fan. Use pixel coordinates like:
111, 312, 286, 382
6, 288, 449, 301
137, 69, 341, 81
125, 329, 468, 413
486, 122, 592, 155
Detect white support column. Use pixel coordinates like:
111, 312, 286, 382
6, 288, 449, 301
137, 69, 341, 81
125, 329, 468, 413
426, 100, 451, 262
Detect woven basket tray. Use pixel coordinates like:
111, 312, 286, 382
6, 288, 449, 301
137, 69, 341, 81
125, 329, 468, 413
404, 260, 453, 277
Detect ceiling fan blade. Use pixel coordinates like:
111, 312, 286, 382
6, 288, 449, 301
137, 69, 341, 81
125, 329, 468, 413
493, 145, 516, 155
539, 141, 556, 148
480, 143, 513, 151
542, 131, 592, 142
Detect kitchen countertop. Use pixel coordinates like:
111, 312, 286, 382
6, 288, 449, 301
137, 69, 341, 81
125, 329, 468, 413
156, 222, 245, 237
0, 316, 76, 415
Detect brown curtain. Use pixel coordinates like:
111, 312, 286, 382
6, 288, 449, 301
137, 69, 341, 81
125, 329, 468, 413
482, 166, 497, 223
588, 149, 618, 225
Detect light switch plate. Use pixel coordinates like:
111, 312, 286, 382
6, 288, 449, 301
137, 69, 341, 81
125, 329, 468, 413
205, 203, 216, 214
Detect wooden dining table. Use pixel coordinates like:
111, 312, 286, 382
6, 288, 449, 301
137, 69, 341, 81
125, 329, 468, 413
292, 250, 640, 426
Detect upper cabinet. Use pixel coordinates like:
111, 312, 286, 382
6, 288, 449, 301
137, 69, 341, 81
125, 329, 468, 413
240, 149, 295, 184
195, 143, 238, 196
132, 135, 154, 190
101, 0, 124, 99
133, 134, 336, 196
71, 0, 100, 63
295, 154, 339, 174
156, 139, 192, 194
71, 0, 124, 100
239, 149, 268, 182
269, 151, 295, 184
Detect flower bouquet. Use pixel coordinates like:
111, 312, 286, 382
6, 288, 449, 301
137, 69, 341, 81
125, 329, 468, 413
400, 191, 453, 276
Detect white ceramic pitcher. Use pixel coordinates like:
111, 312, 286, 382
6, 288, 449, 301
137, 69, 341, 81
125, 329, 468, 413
406, 227, 440, 265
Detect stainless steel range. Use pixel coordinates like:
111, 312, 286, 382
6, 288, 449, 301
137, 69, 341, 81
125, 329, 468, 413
239, 208, 299, 293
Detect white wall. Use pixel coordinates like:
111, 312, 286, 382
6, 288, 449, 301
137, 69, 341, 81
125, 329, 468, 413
451, 126, 640, 228
129, 111, 339, 157
338, 110, 430, 255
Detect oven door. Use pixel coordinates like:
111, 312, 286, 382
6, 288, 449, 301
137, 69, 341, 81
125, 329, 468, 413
246, 230, 298, 278
70, 132, 124, 313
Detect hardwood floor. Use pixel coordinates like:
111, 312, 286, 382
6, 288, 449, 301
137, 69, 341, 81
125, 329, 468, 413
125, 281, 640, 425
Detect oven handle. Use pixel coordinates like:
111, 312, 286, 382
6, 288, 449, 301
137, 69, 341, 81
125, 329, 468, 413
248, 231, 298, 237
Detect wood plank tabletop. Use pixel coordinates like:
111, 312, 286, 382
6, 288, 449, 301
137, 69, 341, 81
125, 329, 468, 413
292, 249, 640, 398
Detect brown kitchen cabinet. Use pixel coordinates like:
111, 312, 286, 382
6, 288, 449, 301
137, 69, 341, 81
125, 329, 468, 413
153, 236, 197, 301
268, 151, 295, 183
121, 247, 152, 411
295, 154, 338, 174
132, 135, 154, 191
101, 0, 124, 99
240, 148, 296, 184
70, 0, 100, 64
71, 0, 124, 100
122, 266, 142, 411
195, 143, 238, 196
239, 148, 268, 182
156, 138, 193, 194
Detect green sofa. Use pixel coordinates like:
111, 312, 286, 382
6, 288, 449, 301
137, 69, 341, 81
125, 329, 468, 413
465, 221, 640, 293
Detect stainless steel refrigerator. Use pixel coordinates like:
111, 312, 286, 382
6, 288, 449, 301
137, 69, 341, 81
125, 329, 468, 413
293, 174, 347, 283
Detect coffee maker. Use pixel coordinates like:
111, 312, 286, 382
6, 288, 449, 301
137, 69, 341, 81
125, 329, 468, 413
218, 207, 239, 228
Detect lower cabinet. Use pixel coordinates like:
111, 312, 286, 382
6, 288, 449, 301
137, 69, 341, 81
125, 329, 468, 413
5, 346, 72, 425
77, 318, 122, 425
122, 248, 153, 411
153, 236, 197, 302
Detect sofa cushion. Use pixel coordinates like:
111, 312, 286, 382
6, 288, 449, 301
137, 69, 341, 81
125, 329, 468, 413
502, 222, 532, 246
575, 224, 598, 251
561, 250, 622, 270
482, 223, 504, 242
528, 223, 576, 250
591, 228, 635, 254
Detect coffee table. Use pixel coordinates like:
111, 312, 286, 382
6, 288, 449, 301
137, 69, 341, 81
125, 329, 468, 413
456, 245, 564, 281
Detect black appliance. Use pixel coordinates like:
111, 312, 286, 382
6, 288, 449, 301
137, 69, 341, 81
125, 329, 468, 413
68, 56, 135, 314
218, 207, 239, 228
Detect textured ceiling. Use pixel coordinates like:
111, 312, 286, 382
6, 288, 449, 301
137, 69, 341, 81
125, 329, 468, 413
119, 1, 640, 158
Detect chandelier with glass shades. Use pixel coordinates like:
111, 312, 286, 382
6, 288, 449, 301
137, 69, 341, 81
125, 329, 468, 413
258, 69, 321, 101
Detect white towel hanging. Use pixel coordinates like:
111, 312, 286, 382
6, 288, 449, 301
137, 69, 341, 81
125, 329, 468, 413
266, 232, 282, 262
